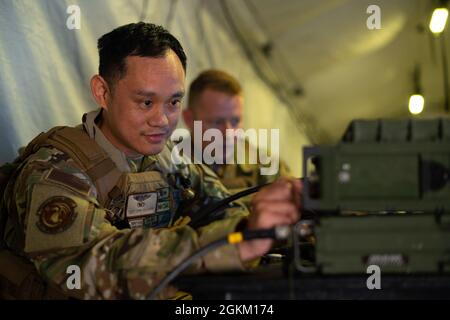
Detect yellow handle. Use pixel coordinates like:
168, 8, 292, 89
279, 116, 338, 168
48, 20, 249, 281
227, 232, 244, 244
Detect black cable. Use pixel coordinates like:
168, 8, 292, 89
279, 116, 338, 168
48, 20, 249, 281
190, 177, 309, 228
147, 227, 287, 300
188, 182, 269, 228
440, 32, 449, 112
147, 176, 305, 299
148, 237, 228, 300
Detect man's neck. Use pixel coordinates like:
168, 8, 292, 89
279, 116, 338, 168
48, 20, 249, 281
83, 109, 138, 173
97, 116, 141, 158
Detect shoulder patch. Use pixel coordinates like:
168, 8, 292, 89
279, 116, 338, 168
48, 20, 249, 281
24, 183, 96, 253
44, 168, 91, 195
36, 196, 77, 234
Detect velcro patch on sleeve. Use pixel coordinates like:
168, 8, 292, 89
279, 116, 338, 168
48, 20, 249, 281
24, 182, 93, 253
44, 168, 92, 196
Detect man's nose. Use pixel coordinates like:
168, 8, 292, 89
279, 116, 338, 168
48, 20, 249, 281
147, 104, 169, 127
218, 121, 233, 137
224, 120, 235, 131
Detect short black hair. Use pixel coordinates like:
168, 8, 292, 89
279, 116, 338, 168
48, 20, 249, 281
97, 22, 187, 86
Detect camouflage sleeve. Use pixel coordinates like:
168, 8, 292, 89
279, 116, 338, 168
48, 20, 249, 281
187, 163, 250, 221
13, 147, 247, 300
257, 158, 293, 186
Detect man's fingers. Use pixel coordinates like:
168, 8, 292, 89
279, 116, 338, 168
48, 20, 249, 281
252, 178, 302, 211
252, 179, 294, 203
240, 178, 302, 261
252, 201, 298, 219
249, 213, 294, 230
249, 201, 300, 229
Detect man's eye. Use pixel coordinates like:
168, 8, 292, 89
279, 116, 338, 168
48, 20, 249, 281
169, 100, 181, 109
231, 118, 241, 127
143, 100, 153, 107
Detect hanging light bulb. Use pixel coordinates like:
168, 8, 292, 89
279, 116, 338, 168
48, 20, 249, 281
409, 94, 425, 115
429, 7, 448, 34
408, 65, 425, 115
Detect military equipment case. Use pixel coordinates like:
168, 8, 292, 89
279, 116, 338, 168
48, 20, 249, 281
315, 213, 450, 274
303, 118, 450, 213
301, 118, 450, 274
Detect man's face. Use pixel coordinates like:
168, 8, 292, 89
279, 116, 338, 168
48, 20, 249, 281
101, 50, 185, 156
191, 88, 243, 142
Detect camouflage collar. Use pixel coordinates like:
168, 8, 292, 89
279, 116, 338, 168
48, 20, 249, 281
82, 109, 132, 172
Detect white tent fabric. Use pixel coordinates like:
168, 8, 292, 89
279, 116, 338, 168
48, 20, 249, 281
213, 0, 449, 142
0, 0, 308, 175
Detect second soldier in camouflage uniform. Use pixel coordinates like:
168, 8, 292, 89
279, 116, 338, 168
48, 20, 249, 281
183, 69, 292, 198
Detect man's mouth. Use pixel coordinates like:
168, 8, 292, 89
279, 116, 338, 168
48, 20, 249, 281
143, 132, 167, 144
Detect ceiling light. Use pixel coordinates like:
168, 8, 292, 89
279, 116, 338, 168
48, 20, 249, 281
408, 94, 425, 115
429, 8, 448, 34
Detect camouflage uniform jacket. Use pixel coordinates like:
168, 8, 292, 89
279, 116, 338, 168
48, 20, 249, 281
210, 141, 291, 205
212, 160, 291, 192
2, 109, 249, 299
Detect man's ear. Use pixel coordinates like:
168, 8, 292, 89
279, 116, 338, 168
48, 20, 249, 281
182, 108, 194, 132
90, 75, 111, 110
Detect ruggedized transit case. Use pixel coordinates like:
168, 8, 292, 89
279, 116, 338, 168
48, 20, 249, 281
300, 118, 450, 274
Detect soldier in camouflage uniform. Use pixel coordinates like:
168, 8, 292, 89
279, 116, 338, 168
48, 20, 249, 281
183, 70, 292, 198
0, 22, 301, 300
